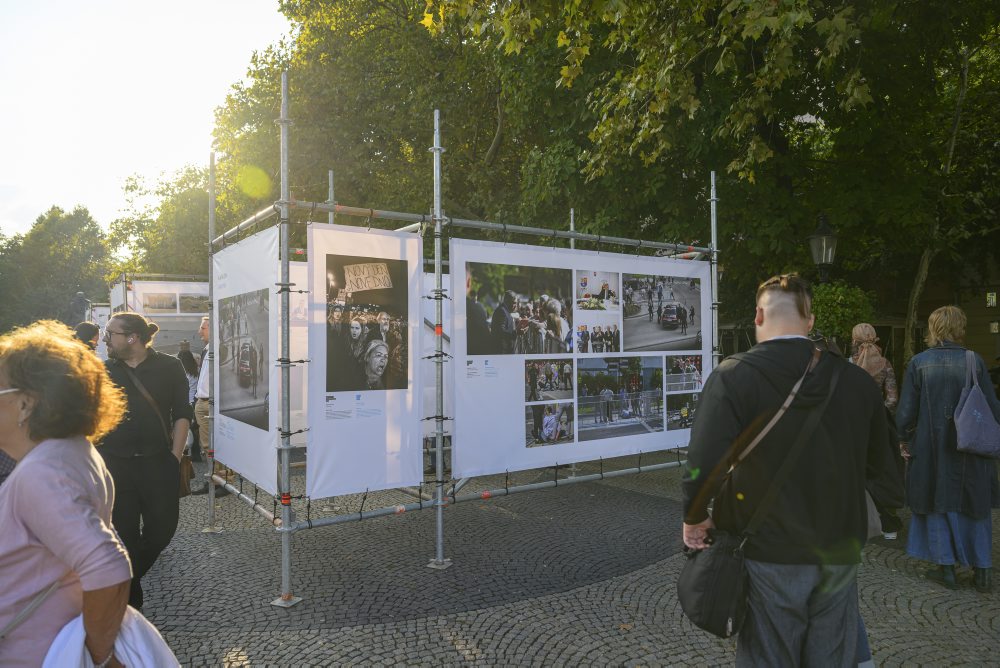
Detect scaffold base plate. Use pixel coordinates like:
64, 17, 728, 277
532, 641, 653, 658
427, 558, 453, 570
270, 595, 303, 608
200, 526, 224, 534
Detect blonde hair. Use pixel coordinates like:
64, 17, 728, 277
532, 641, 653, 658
0, 320, 126, 442
925, 305, 966, 347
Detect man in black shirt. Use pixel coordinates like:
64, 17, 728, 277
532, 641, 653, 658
100, 312, 192, 609
682, 274, 901, 665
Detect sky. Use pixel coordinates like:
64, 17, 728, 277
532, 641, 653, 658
0, 1, 291, 237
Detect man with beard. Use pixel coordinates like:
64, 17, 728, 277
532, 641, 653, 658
99, 312, 192, 610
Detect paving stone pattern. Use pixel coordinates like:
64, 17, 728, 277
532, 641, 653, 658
149, 456, 999, 666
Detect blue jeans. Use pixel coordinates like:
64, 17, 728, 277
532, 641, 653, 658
738, 560, 859, 667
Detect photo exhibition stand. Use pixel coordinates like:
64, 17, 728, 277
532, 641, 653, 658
202, 72, 722, 606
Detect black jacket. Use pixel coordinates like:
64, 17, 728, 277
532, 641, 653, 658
682, 338, 903, 565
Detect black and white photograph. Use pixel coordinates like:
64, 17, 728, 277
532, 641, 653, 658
525, 359, 574, 401
666, 392, 699, 431
525, 402, 575, 447
622, 274, 701, 351
465, 262, 573, 355
575, 270, 620, 311
142, 292, 178, 314
218, 288, 269, 430
665, 355, 703, 392
326, 254, 409, 392
576, 357, 663, 441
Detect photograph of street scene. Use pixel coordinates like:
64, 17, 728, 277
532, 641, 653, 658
325, 254, 409, 392
576, 357, 663, 442
622, 274, 701, 351
217, 288, 269, 430
575, 270, 620, 311
465, 262, 573, 355
665, 355, 703, 392
525, 359, 574, 401
179, 293, 210, 313
525, 402, 575, 447
666, 393, 699, 431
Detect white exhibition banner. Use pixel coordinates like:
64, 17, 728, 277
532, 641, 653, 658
212, 227, 280, 495
306, 224, 423, 498
287, 262, 309, 447
451, 238, 712, 478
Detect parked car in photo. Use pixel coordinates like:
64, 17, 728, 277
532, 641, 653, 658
238, 341, 254, 387
659, 301, 684, 329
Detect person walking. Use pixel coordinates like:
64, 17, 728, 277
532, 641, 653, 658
647, 299, 654, 322
99, 312, 192, 610
897, 306, 1000, 593
678, 305, 688, 335
74, 321, 101, 351
191, 317, 230, 497
176, 342, 202, 463
682, 274, 901, 666
0, 321, 132, 668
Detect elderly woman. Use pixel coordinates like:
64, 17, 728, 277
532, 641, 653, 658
897, 306, 1000, 593
0, 321, 131, 667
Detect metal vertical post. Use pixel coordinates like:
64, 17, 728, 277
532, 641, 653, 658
709, 171, 721, 370
203, 153, 222, 533
568, 207, 577, 478
272, 71, 302, 607
428, 109, 451, 570
327, 170, 335, 226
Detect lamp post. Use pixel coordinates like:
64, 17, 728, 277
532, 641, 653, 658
808, 214, 838, 283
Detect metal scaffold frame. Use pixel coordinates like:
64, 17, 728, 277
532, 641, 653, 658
203, 72, 721, 606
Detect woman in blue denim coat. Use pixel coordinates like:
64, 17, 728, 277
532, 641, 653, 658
896, 305, 1000, 593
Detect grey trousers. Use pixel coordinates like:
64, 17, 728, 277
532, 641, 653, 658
737, 560, 859, 667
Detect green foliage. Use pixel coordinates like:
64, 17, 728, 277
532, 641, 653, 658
811, 281, 875, 344
0, 207, 111, 331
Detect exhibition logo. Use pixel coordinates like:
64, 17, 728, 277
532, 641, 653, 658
355, 394, 362, 400
579, 276, 588, 289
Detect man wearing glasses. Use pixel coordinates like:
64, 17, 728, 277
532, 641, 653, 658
99, 312, 192, 611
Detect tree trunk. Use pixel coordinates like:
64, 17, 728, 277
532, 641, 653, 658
901, 49, 970, 364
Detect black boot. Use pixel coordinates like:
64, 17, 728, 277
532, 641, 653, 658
974, 568, 993, 593
925, 565, 958, 590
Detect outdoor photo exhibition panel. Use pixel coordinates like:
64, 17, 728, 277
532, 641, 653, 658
306, 223, 423, 498
451, 238, 712, 478
212, 227, 280, 495
287, 262, 309, 447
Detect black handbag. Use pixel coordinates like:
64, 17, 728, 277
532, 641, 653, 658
678, 349, 842, 638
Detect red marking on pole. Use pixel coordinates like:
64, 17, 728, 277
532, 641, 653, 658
481, 491, 492, 499
395, 505, 406, 514
281, 493, 292, 506
435, 325, 443, 336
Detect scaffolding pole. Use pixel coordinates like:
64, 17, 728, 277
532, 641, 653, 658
428, 110, 451, 570
203, 152, 223, 534
212, 205, 280, 248
710, 171, 721, 370
327, 170, 335, 226
272, 71, 302, 608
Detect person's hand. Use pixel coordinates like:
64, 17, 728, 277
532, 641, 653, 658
683, 517, 715, 550
899, 442, 911, 461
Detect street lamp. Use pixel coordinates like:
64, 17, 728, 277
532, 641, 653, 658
808, 214, 838, 283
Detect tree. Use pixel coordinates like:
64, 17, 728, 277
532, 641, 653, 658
0, 207, 111, 331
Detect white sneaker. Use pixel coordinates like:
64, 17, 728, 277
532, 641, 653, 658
883, 531, 898, 540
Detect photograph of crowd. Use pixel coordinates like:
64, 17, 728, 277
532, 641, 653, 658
576, 357, 663, 441
666, 393, 699, 431
576, 323, 621, 353
465, 262, 573, 355
575, 270, 620, 310
622, 273, 701, 351
525, 359, 574, 401
325, 254, 409, 392
217, 288, 269, 430
525, 402, 575, 447
665, 355, 703, 392
143, 292, 178, 314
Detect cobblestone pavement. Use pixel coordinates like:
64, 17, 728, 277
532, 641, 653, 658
146, 455, 1000, 666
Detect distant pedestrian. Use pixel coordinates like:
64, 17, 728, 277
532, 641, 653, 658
678, 306, 688, 334
689, 305, 695, 325
74, 321, 101, 351
647, 300, 654, 322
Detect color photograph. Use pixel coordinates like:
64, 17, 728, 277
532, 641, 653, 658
666, 393, 700, 431
217, 288, 269, 430
525, 358, 574, 401
142, 292, 178, 314
576, 357, 663, 441
465, 262, 573, 355
325, 254, 409, 392
575, 270, 620, 311
525, 402, 575, 447
179, 293, 210, 313
622, 274, 701, 351
665, 355, 703, 392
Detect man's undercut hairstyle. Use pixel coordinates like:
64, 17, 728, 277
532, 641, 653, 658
756, 273, 813, 319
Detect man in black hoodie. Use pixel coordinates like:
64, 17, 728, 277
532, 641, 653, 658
682, 274, 902, 666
